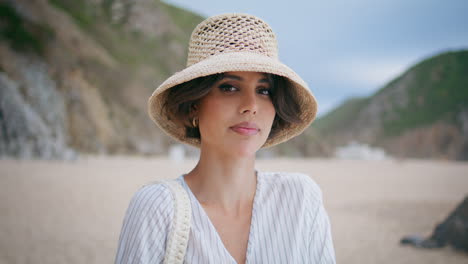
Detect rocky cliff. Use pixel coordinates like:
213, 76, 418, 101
0, 0, 203, 159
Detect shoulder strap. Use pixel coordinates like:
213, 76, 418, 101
152, 179, 192, 264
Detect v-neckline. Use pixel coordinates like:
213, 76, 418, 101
180, 171, 261, 264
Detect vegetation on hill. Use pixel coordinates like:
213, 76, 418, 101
47, 0, 203, 74
313, 97, 370, 135
380, 51, 468, 137
314, 50, 468, 138
0, 3, 53, 55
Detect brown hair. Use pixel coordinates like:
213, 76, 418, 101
162, 73, 302, 140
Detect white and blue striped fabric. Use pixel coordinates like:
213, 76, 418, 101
115, 171, 336, 263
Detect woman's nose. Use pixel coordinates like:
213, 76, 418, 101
239, 91, 258, 115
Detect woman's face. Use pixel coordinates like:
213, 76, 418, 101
195, 71, 276, 157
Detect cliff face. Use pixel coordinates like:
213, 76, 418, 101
310, 50, 468, 160
0, 0, 204, 159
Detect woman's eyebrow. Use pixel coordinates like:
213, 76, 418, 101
223, 74, 270, 83
223, 74, 242, 81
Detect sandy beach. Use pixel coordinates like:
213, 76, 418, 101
1, 156, 467, 264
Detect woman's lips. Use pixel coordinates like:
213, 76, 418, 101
230, 127, 259, 136
230, 122, 260, 136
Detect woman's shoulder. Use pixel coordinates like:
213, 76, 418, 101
260, 171, 321, 189
116, 181, 175, 263
260, 171, 323, 202
126, 181, 175, 216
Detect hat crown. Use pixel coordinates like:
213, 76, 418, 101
186, 13, 278, 67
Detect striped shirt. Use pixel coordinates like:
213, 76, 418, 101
115, 171, 336, 263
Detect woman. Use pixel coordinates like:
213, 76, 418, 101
115, 13, 336, 264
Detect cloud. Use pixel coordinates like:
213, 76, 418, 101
310, 58, 412, 117
320, 58, 411, 92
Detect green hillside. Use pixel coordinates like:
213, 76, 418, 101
380, 50, 468, 137
313, 97, 369, 134
314, 50, 468, 138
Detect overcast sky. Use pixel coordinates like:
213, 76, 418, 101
163, 0, 468, 117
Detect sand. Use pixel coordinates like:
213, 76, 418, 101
0, 156, 467, 264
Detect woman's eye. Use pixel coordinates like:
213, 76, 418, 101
258, 88, 271, 96
219, 84, 237, 92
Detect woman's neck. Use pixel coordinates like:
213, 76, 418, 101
184, 148, 257, 216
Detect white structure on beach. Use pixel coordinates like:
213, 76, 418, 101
168, 144, 200, 162
334, 141, 388, 160
169, 144, 185, 163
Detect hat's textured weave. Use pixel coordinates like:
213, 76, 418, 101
148, 13, 318, 148
187, 15, 278, 66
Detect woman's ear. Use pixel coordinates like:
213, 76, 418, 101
189, 103, 199, 120
191, 103, 199, 113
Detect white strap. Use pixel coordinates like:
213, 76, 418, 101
152, 179, 191, 264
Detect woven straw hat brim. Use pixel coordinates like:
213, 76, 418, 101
148, 51, 318, 148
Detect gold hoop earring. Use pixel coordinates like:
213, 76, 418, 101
192, 117, 198, 128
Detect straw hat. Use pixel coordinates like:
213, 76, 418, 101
148, 13, 318, 148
